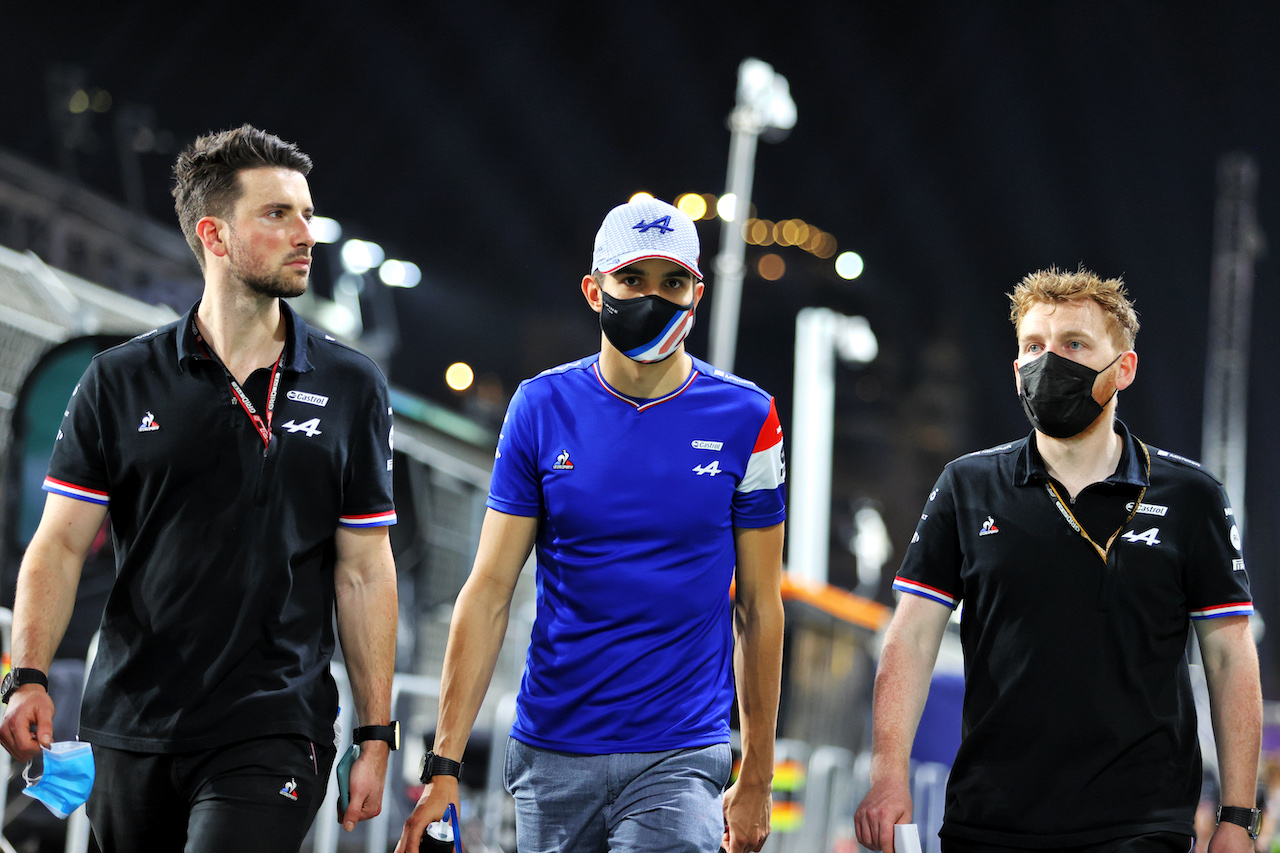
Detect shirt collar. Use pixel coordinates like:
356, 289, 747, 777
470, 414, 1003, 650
1015, 419, 1148, 488
176, 299, 314, 374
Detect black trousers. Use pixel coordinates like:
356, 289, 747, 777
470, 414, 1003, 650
87, 735, 336, 853
942, 832, 1193, 853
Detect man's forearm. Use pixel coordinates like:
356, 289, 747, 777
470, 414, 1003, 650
432, 576, 515, 761
733, 597, 784, 786
866, 596, 950, 787
12, 540, 86, 670
1209, 655, 1262, 809
335, 570, 398, 727
1198, 616, 1262, 810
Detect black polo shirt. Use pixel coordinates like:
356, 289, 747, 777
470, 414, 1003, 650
44, 301, 396, 752
894, 421, 1252, 848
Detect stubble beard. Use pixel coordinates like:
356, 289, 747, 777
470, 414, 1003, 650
227, 235, 309, 299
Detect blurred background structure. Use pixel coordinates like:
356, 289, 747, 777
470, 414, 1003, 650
0, 2, 1278, 850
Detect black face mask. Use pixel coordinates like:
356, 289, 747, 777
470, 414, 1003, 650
599, 291, 695, 364
1018, 351, 1122, 438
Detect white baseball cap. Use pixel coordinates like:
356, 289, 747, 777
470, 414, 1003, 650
591, 197, 702, 280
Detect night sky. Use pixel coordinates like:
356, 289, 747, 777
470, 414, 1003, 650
4, 1, 1280, 687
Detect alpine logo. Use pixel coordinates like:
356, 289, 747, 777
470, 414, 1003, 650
553, 449, 574, 470
693, 461, 723, 476
138, 412, 160, 432
1121, 528, 1162, 546
979, 516, 999, 536
279, 778, 299, 801
281, 418, 322, 437
633, 215, 674, 234
691, 440, 723, 451
287, 390, 329, 407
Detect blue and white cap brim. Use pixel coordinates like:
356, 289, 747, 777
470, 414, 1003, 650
592, 198, 702, 280
597, 251, 702, 281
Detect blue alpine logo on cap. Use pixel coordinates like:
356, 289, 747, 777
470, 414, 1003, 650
633, 216, 674, 234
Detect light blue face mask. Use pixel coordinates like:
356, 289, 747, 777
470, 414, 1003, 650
23, 741, 95, 819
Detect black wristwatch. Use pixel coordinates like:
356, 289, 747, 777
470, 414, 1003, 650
352, 721, 401, 750
419, 750, 463, 784
1, 668, 48, 704
1217, 805, 1262, 839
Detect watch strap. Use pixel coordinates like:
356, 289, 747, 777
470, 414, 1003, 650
352, 721, 400, 750
419, 751, 463, 783
1, 668, 49, 704
1217, 805, 1261, 839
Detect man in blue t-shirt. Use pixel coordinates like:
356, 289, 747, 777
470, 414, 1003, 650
397, 197, 787, 853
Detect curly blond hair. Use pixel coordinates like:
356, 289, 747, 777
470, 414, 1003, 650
1008, 265, 1139, 350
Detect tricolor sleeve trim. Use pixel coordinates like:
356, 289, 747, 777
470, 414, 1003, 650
892, 577, 959, 610
738, 398, 785, 494
43, 477, 109, 506
338, 510, 397, 528
1190, 601, 1254, 620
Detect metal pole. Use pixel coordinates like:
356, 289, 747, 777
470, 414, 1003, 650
789, 308, 837, 583
708, 109, 760, 372
1201, 154, 1261, 527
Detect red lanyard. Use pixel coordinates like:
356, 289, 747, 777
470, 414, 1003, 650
192, 317, 284, 451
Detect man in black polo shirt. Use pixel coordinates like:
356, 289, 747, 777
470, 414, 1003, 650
855, 267, 1262, 853
0, 125, 399, 852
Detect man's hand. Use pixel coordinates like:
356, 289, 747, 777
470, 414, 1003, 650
1207, 820, 1257, 853
722, 778, 771, 853
0, 686, 54, 762
341, 741, 389, 831
395, 777, 458, 853
854, 776, 913, 852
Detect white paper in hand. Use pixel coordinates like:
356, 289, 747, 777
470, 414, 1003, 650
894, 823, 923, 853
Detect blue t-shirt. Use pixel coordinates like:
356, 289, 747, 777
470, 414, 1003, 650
489, 354, 786, 753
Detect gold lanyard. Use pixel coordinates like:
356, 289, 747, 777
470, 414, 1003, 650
1042, 440, 1151, 563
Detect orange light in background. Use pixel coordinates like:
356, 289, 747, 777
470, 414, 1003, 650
781, 219, 809, 247
675, 193, 709, 220
445, 362, 475, 392
758, 253, 786, 281
802, 227, 824, 253
815, 232, 838, 258
773, 222, 791, 247
745, 219, 771, 245
756, 219, 775, 246
628, 191, 655, 204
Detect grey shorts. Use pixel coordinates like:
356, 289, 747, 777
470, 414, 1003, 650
504, 737, 733, 853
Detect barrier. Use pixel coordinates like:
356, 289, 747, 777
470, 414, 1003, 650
0, 607, 16, 853
1, 637, 960, 853
310, 666, 513, 853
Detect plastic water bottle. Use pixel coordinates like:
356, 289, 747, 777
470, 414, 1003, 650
420, 802, 458, 852
419, 818, 453, 852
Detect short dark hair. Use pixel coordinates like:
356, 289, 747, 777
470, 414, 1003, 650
171, 124, 312, 269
